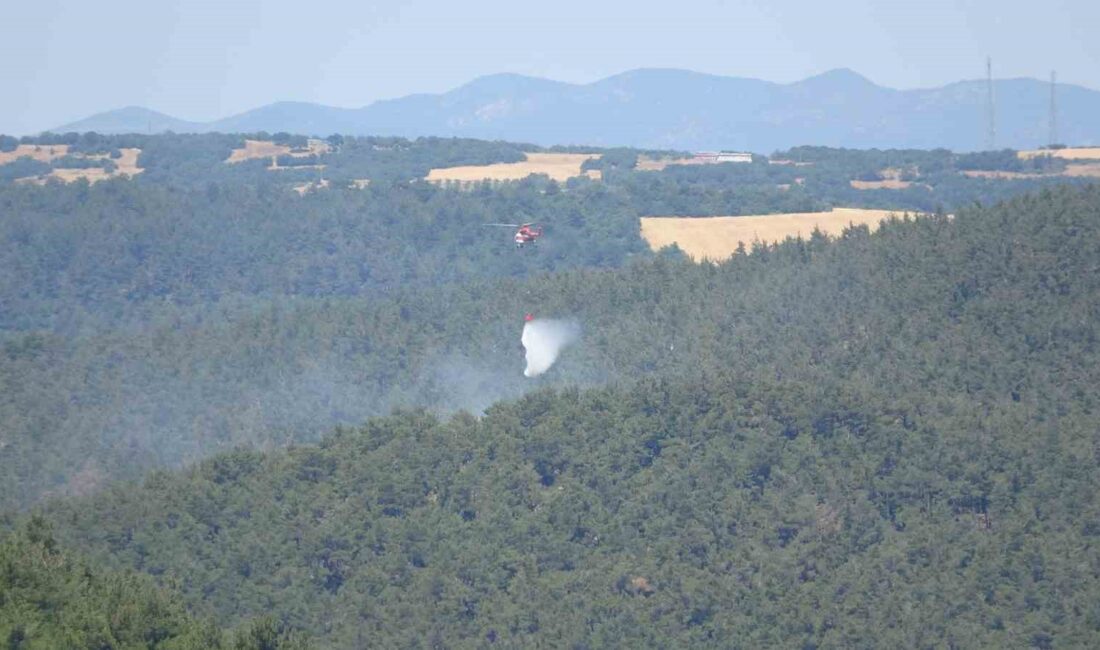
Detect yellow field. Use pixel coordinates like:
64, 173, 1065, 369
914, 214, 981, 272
961, 160, 1100, 179
0, 144, 70, 164
1064, 162, 1100, 177
425, 152, 600, 183
1018, 147, 1100, 160
850, 167, 926, 190
104, 148, 142, 176
640, 208, 904, 261
225, 140, 289, 162
225, 139, 331, 165
850, 179, 914, 190
15, 147, 144, 185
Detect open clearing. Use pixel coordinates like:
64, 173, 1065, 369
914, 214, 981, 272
13, 147, 143, 185
1018, 147, 1100, 161
425, 152, 601, 183
851, 179, 915, 190
0, 144, 70, 164
850, 167, 926, 190
226, 139, 331, 166
641, 208, 904, 261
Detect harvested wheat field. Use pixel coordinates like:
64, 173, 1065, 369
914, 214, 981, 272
961, 162, 1100, 179
851, 167, 926, 190
426, 152, 600, 183
1018, 147, 1100, 161
45, 168, 116, 183
641, 208, 904, 261
1063, 162, 1100, 177
226, 139, 331, 165
0, 144, 70, 165
851, 179, 915, 189
105, 148, 142, 176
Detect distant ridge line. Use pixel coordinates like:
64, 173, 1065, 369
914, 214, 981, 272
49, 68, 1100, 152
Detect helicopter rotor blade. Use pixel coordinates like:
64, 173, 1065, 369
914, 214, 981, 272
484, 223, 521, 228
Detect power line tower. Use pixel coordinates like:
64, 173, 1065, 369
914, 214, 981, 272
985, 56, 996, 150
1049, 70, 1058, 147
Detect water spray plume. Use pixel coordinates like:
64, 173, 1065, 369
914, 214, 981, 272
520, 315, 579, 377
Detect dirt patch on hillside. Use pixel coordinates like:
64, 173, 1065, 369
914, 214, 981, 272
293, 179, 330, 195
0, 144, 70, 164
15, 147, 144, 185
851, 167, 927, 190
640, 208, 904, 261
1063, 162, 1100, 177
426, 152, 600, 183
226, 139, 332, 166
105, 147, 142, 175
851, 179, 914, 189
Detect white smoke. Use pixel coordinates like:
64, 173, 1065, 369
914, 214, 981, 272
521, 319, 580, 377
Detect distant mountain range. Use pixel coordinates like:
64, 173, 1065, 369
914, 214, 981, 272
54, 68, 1100, 152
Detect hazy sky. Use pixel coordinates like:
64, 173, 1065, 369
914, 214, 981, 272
4, 0, 1098, 134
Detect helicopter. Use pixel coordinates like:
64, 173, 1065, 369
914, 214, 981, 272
484, 222, 543, 248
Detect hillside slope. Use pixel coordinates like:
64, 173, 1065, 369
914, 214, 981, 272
0, 519, 308, 648
56, 106, 205, 135
4, 136, 1098, 511
36, 185, 1100, 647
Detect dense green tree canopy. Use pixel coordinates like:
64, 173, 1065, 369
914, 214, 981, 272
0, 518, 308, 649
3, 131, 1100, 646
11, 183, 1099, 647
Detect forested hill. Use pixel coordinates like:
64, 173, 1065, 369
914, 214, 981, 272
30, 185, 1100, 647
2, 133, 1092, 334
56, 68, 1100, 151
2, 134, 1097, 511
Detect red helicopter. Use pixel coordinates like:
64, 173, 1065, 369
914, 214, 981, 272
484, 222, 543, 248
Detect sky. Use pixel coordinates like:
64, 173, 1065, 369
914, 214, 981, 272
3, 0, 1098, 134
